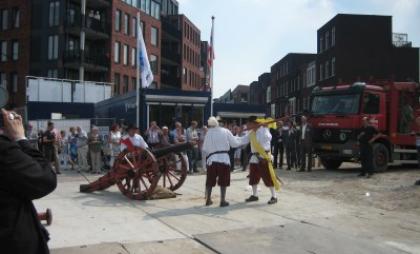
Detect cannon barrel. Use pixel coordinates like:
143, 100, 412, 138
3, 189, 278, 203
80, 172, 118, 193
152, 143, 193, 158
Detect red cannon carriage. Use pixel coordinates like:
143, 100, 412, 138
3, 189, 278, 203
80, 143, 191, 200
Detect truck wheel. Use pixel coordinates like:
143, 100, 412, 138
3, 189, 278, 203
372, 143, 389, 171
320, 157, 343, 170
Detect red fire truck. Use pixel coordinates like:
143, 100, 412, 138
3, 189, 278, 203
310, 81, 420, 171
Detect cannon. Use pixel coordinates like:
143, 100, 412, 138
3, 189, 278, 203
80, 143, 191, 200
38, 208, 53, 226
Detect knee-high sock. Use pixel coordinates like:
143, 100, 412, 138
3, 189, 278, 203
206, 187, 213, 201
252, 185, 258, 197
269, 187, 277, 198
220, 187, 227, 202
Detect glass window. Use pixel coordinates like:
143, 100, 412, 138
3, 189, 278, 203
319, 36, 324, 53
114, 41, 120, 63
325, 60, 329, 78
363, 93, 380, 114
131, 47, 136, 67
331, 57, 336, 76
150, 55, 158, 74
319, 64, 324, 81
325, 31, 329, 50
123, 44, 128, 65
0, 72, 6, 88
332, 27, 336, 46
124, 13, 129, 35
47, 69, 58, 78
11, 73, 18, 93
312, 94, 360, 115
151, 1, 160, 20
12, 41, 18, 60
123, 75, 129, 93
141, 0, 147, 12
131, 77, 136, 90
12, 8, 20, 28
114, 73, 120, 95
49, 1, 60, 27
48, 35, 59, 60
0, 41, 7, 62
115, 10, 121, 32
140, 21, 145, 37
1, 9, 9, 30
146, 0, 151, 15
151, 27, 158, 46
132, 17, 137, 37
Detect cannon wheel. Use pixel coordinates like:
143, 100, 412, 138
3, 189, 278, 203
157, 152, 188, 191
114, 148, 159, 200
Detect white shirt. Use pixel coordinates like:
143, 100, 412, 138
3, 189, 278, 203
301, 124, 307, 140
202, 127, 243, 166
241, 127, 272, 164
120, 134, 149, 151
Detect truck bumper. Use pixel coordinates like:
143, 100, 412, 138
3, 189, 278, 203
314, 141, 360, 160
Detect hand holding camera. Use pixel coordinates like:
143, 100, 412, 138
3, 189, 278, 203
1, 108, 26, 141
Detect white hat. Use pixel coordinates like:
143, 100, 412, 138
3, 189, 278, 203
207, 116, 219, 127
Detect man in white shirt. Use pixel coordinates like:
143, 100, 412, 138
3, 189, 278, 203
243, 116, 278, 205
202, 117, 243, 207
121, 124, 149, 152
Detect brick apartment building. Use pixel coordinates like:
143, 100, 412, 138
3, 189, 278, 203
250, 73, 271, 115
317, 14, 419, 87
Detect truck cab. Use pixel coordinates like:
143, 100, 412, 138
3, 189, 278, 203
310, 81, 419, 171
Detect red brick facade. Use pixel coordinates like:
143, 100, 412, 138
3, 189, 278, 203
110, 0, 161, 96
0, 0, 30, 108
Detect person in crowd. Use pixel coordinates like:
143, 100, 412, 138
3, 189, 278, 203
272, 121, 286, 169
88, 126, 103, 174
202, 117, 244, 207
286, 121, 299, 170
160, 126, 171, 146
243, 116, 280, 205
37, 130, 44, 153
52, 127, 62, 174
76, 126, 89, 172
68, 127, 78, 170
108, 124, 122, 168
186, 121, 200, 174
357, 117, 382, 178
240, 124, 251, 171
299, 116, 313, 172
59, 130, 68, 170
0, 108, 57, 254
120, 124, 149, 151
43, 122, 61, 174
145, 121, 163, 148
233, 126, 242, 168
199, 126, 208, 171
173, 121, 189, 172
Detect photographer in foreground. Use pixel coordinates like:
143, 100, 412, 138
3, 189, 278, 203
0, 108, 57, 254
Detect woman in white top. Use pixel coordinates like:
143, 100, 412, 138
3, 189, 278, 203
109, 124, 122, 167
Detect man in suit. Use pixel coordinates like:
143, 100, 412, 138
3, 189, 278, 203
0, 108, 57, 254
299, 116, 313, 172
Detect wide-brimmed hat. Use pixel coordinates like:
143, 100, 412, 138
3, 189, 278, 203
207, 116, 219, 127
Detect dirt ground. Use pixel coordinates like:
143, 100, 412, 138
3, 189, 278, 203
277, 163, 420, 214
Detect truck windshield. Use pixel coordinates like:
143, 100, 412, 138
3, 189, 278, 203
312, 94, 360, 115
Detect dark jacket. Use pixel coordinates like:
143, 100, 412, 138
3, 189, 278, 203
298, 124, 313, 148
0, 136, 57, 254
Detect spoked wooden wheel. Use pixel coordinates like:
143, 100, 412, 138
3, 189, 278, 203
114, 148, 159, 200
156, 152, 188, 191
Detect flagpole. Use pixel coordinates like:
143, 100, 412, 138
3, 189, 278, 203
136, 12, 141, 128
210, 16, 215, 117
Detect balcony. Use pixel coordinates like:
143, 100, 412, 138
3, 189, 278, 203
162, 19, 181, 40
162, 48, 181, 64
69, 0, 111, 9
64, 49, 109, 72
65, 13, 110, 40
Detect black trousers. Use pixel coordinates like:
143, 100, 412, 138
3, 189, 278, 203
360, 144, 374, 174
273, 142, 284, 168
300, 144, 313, 171
286, 145, 298, 169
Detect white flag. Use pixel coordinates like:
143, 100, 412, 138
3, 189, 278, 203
138, 20, 153, 88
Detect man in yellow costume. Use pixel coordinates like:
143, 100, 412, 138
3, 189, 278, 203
242, 116, 281, 205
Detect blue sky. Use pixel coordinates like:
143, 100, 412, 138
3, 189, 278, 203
178, 0, 420, 97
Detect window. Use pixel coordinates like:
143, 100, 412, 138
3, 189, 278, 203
0, 72, 6, 88
123, 75, 129, 93
124, 13, 129, 35
11, 72, 18, 93
319, 36, 324, 53
115, 10, 121, 32
1, 9, 9, 30
123, 44, 128, 65
114, 73, 120, 95
363, 93, 380, 114
331, 57, 336, 76
151, 27, 158, 46
132, 17, 137, 37
319, 64, 324, 81
151, 1, 160, 20
146, 0, 151, 15
114, 42, 120, 63
12, 41, 18, 60
332, 27, 336, 46
12, 8, 20, 28
0, 41, 7, 62
47, 69, 58, 78
325, 60, 329, 78
325, 31, 329, 50
49, 1, 60, 27
140, 21, 145, 37
183, 67, 187, 83
48, 35, 59, 60
131, 77, 136, 91
150, 55, 158, 74
131, 47, 136, 67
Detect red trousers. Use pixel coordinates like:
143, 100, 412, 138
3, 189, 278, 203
206, 162, 231, 187
249, 160, 274, 187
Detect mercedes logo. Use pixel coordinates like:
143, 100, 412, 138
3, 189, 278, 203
323, 129, 332, 139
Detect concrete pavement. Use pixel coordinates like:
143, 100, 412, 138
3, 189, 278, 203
36, 170, 420, 254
